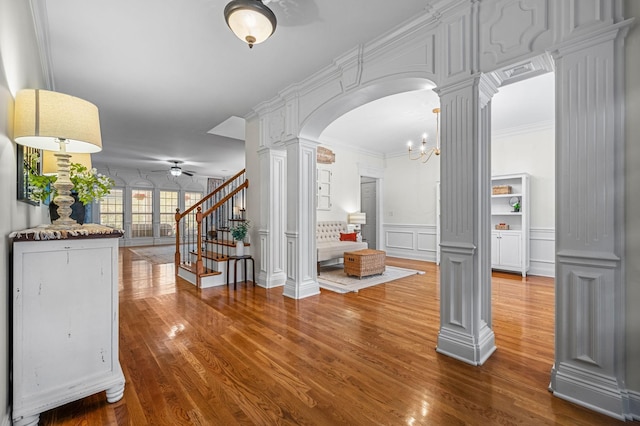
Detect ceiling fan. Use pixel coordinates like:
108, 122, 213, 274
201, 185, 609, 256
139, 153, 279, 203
153, 161, 195, 177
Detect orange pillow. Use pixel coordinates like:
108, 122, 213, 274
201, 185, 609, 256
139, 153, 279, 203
339, 232, 357, 242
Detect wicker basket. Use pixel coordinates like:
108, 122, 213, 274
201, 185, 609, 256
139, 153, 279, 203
492, 185, 512, 195
344, 249, 386, 278
492, 185, 511, 195
495, 223, 510, 230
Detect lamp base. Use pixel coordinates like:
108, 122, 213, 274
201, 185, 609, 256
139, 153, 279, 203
47, 147, 82, 230
47, 221, 82, 230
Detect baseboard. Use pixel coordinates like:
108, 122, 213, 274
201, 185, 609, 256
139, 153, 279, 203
528, 260, 554, 277
551, 362, 632, 420
384, 248, 437, 263
630, 389, 640, 420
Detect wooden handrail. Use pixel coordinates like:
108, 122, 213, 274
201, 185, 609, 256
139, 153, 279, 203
176, 168, 246, 221
200, 180, 248, 219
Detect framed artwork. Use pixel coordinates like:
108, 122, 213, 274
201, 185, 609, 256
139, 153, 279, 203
17, 145, 41, 205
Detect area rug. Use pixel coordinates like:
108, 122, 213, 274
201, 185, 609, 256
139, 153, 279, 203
318, 264, 424, 294
129, 245, 175, 265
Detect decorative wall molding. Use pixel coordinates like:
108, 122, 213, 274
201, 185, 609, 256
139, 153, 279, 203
530, 227, 555, 277
383, 224, 556, 276
479, 0, 551, 69
383, 224, 438, 262
283, 139, 320, 299
492, 119, 554, 139
436, 74, 496, 366
549, 16, 632, 419
488, 52, 555, 87
250, 0, 635, 419
257, 148, 287, 288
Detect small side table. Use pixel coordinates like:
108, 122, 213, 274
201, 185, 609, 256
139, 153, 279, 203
226, 255, 255, 289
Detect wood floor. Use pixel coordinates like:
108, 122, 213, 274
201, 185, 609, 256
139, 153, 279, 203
39, 248, 624, 425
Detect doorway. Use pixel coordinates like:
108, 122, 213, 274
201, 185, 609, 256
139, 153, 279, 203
360, 176, 377, 249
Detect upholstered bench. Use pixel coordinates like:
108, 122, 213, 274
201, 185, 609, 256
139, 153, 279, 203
316, 221, 367, 273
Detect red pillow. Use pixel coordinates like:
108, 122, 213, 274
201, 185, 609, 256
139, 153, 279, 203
339, 232, 357, 242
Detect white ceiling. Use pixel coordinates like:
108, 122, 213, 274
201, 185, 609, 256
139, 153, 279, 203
37, 0, 554, 178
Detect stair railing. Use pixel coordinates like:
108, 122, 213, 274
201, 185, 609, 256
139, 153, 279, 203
174, 169, 248, 287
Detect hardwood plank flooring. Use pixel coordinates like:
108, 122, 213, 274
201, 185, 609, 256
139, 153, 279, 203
38, 249, 624, 425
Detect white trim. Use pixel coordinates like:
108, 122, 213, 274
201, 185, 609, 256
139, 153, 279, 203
630, 390, 640, 421
492, 120, 554, 139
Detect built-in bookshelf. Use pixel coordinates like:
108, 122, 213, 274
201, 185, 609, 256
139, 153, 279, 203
491, 173, 530, 277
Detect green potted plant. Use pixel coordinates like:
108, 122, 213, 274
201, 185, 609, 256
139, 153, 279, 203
29, 162, 115, 223
513, 201, 521, 212
230, 220, 251, 256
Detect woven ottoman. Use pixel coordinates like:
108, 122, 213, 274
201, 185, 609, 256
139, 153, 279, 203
344, 249, 386, 278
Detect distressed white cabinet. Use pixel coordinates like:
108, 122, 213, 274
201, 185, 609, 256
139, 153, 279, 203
491, 173, 530, 276
12, 229, 125, 426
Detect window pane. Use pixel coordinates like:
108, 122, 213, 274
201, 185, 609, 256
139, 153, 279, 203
160, 191, 178, 237
185, 192, 202, 211
131, 189, 153, 238
99, 188, 123, 230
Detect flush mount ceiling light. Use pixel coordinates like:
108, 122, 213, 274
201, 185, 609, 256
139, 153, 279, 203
224, 0, 277, 48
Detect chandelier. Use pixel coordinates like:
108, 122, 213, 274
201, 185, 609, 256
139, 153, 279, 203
408, 107, 441, 163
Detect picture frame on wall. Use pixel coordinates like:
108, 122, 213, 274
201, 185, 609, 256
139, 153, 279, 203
17, 145, 40, 205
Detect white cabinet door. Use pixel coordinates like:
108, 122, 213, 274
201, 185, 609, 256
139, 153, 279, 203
498, 232, 522, 268
491, 231, 500, 266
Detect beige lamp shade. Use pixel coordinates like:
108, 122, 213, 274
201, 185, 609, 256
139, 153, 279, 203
42, 150, 92, 175
348, 212, 366, 225
14, 89, 102, 153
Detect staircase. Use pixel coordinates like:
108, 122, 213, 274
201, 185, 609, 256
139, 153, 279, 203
174, 169, 249, 288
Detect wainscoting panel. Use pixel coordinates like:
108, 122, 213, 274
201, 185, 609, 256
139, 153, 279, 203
530, 228, 555, 277
384, 224, 555, 276
384, 224, 437, 262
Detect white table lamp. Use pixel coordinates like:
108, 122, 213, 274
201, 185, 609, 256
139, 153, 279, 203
14, 89, 102, 229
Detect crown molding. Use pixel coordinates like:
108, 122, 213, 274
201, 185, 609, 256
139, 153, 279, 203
493, 119, 554, 139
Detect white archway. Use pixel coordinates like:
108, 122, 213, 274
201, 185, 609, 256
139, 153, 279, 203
248, 2, 633, 419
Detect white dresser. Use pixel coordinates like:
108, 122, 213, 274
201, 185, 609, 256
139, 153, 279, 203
11, 225, 125, 426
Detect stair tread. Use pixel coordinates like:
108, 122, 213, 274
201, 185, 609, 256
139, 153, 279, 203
189, 250, 230, 261
178, 263, 221, 277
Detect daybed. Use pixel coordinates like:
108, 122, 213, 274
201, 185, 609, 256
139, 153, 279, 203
317, 221, 368, 273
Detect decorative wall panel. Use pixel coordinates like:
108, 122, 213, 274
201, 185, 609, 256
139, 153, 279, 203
444, 14, 468, 80
385, 230, 414, 250
556, 42, 616, 254
479, 0, 549, 68
569, 271, 603, 366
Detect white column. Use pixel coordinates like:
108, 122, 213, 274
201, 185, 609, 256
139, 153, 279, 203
549, 24, 631, 420
283, 138, 320, 299
435, 74, 498, 365
257, 147, 287, 288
